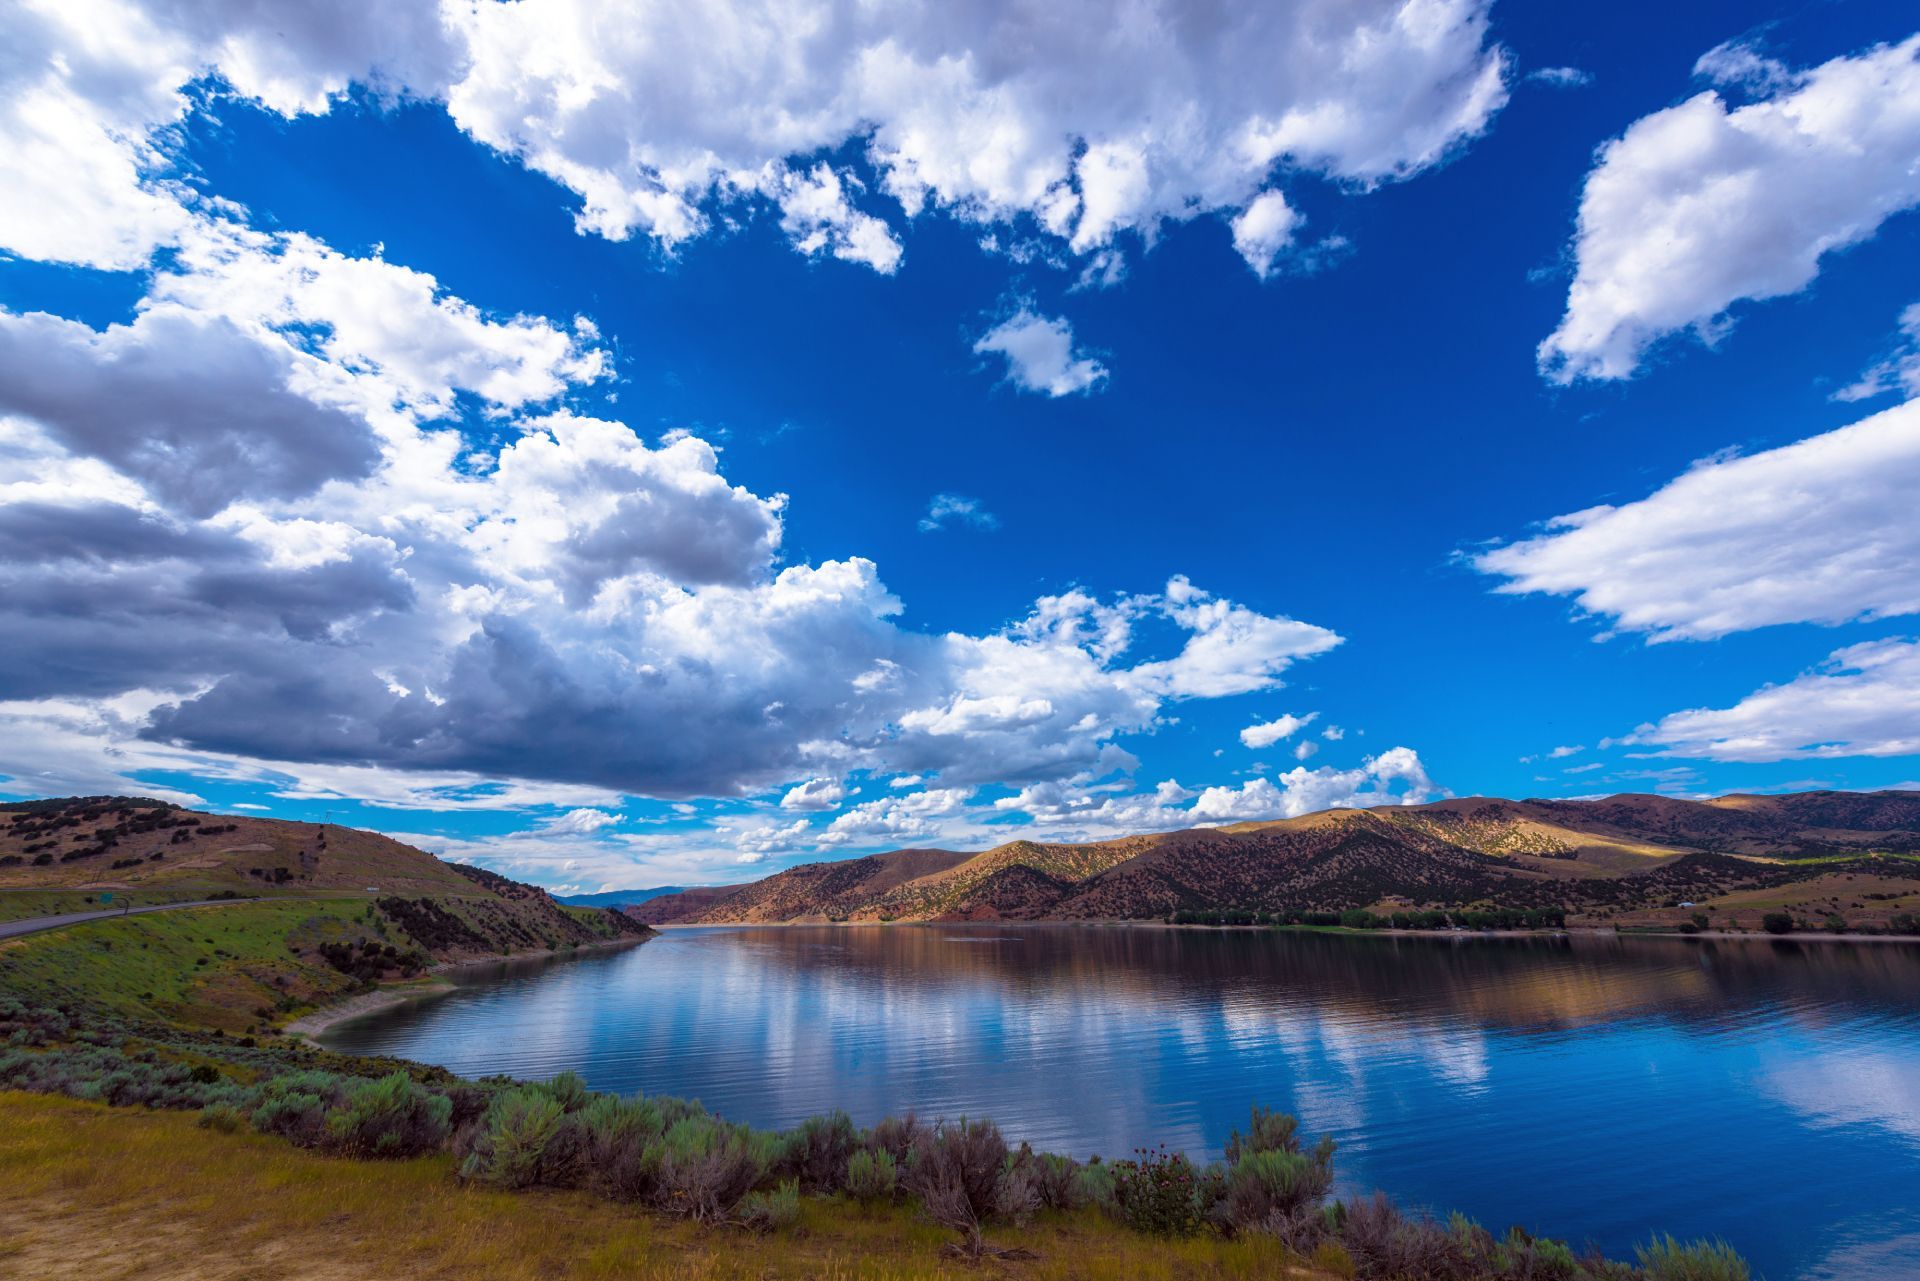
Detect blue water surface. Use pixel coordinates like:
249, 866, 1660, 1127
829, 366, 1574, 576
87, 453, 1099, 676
321, 927, 1920, 1279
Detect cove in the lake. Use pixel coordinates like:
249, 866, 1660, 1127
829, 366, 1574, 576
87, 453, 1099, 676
320, 926, 1920, 1280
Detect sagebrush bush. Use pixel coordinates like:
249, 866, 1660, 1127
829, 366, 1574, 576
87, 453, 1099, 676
656, 1115, 777, 1222
864, 1111, 927, 1165
738, 1179, 802, 1233
902, 1117, 1014, 1257
1225, 1104, 1303, 1164
196, 1101, 247, 1133
1074, 1158, 1118, 1214
323, 1070, 452, 1158
250, 1071, 342, 1148
575, 1093, 666, 1202
535, 1069, 591, 1113
777, 1109, 856, 1194
460, 1087, 566, 1189
845, 1147, 897, 1202
1026, 1149, 1085, 1211
1219, 1141, 1335, 1237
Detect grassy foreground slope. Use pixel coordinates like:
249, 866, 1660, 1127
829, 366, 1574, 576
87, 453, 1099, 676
0, 1093, 1319, 1281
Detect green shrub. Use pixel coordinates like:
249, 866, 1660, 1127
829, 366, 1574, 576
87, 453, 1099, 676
460, 1087, 566, 1189
655, 1115, 777, 1222
575, 1094, 666, 1202
250, 1071, 341, 1147
1225, 1104, 1305, 1164
1026, 1150, 1085, 1211
846, 1148, 897, 1203
738, 1179, 802, 1233
197, 1101, 247, 1133
1074, 1159, 1118, 1213
902, 1117, 1015, 1257
1761, 913, 1793, 935
535, 1069, 590, 1112
1637, 1236, 1751, 1281
777, 1109, 856, 1194
1219, 1144, 1336, 1237
323, 1070, 452, 1158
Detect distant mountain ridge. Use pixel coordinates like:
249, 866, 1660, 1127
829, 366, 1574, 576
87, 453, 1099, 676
555, 887, 693, 908
629, 791, 1920, 931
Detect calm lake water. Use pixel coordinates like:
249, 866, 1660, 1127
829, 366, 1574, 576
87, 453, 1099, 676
321, 926, 1920, 1279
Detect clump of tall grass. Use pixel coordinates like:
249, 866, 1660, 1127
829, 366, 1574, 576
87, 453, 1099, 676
1638, 1235, 1751, 1281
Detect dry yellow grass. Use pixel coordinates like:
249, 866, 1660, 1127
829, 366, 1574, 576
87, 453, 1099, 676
0, 1092, 1333, 1281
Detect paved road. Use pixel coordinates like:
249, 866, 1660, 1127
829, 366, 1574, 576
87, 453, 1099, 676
0, 898, 260, 941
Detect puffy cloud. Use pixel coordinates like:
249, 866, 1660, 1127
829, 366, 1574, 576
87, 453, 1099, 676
1267, 746, 1442, 815
1540, 35, 1920, 382
1547, 745, 1583, 759
442, 0, 1507, 266
1630, 639, 1920, 762
995, 748, 1442, 841
1475, 400, 1920, 641
1185, 750, 1437, 823
732, 819, 816, 860
764, 163, 904, 273
159, 220, 608, 417
1135, 576, 1343, 698
973, 308, 1108, 398
0, 0, 459, 270
1293, 741, 1318, 761
1231, 191, 1304, 279
0, 247, 1342, 804
0, 307, 380, 518
4, 0, 1507, 277
0, 0, 196, 269
780, 777, 847, 812
541, 807, 623, 834
918, 494, 999, 533
1241, 712, 1318, 750
820, 787, 972, 847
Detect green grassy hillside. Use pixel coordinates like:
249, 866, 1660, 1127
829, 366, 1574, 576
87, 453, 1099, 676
0, 796, 652, 1033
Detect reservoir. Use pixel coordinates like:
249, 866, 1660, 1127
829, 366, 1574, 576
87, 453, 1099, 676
321, 925, 1920, 1279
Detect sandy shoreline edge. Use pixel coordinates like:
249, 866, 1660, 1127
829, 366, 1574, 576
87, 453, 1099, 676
285, 935, 649, 1040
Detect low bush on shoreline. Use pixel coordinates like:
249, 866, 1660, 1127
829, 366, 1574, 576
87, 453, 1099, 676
0, 994, 1746, 1279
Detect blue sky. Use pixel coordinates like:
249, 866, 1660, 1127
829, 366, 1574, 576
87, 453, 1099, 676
3, 0, 1919, 891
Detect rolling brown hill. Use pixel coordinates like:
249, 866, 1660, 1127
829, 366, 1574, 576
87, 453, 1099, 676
633, 790, 1920, 931
0, 795, 652, 959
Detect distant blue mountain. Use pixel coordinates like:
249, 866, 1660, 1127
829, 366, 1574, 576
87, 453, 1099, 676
556, 887, 689, 908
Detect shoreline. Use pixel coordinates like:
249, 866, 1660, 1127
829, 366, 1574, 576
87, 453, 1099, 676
653, 918, 1919, 944
285, 934, 649, 1040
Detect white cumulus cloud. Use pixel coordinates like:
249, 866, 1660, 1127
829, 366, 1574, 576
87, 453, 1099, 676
1475, 400, 1920, 641
973, 308, 1109, 398
1540, 34, 1920, 382
1241, 712, 1318, 750
1631, 639, 1920, 762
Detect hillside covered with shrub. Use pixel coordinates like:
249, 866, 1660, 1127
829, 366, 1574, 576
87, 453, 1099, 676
632, 792, 1920, 932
